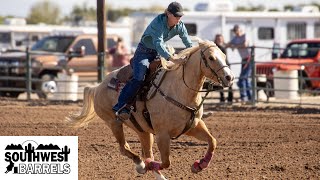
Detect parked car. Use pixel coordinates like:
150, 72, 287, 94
256, 38, 320, 97
0, 33, 122, 98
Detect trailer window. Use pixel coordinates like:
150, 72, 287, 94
287, 23, 306, 40
184, 23, 197, 36
0, 32, 11, 43
258, 27, 274, 40
315, 22, 320, 38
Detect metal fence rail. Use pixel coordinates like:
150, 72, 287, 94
1, 46, 320, 107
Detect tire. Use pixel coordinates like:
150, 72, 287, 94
264, 80, 274, 98
298, 70, 311, 93
0, 91, 20, 98
36, 74, 57, 99
8, 92, 20, 98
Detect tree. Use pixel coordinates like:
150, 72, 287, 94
0, 16, 5, 24
26, 0, 61, 24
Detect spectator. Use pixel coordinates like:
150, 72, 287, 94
214, 34, 233, 104
108, 37, 130, 70
226, 25, 252, 104
112, 1, 193, 120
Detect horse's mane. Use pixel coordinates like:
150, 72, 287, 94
161, 38, 217, 70
177, 45, 199, 57
178, 38, 217, 58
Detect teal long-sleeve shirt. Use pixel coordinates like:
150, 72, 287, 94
140, 13, 192, 60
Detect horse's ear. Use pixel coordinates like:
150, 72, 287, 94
192, 36, 204, 44
198, 41, 206, 47
166, 45, 175, 55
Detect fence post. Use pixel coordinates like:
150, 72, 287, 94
25, 47, 32, 100
250, 46, 256, 106
96, 0, 106, 83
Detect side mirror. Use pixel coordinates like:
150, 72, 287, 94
271, 43, 280, 59
75, 46, 86, 56
15, 41, 22, 46
69, 46, 86, 59
317, 50, 320, 62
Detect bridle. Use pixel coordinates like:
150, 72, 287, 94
182, 45, 229, 92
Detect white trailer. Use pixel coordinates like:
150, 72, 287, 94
0, 23, 133, 53
130, 11, 320, 76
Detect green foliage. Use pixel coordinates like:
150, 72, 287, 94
107, 8, 136, 22
70, 3, 96, 21
26, 0, 61, 24
284, 5, 294, 11
236, 5, 265, 11
0, 16, 4, 24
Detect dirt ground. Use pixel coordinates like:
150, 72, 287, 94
0, 98, 319, 179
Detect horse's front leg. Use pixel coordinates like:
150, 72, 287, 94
185, 119, 216, 173
144, 132, 170, 180
135, 131, 154, 174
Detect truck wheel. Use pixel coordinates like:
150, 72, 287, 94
8, 92, 21, 98
0, 92, 20, 98
264, 80, 274, 98
298, 71, 310, 93
37, 74, 57, 99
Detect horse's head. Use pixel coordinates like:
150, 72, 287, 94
198, 40, 234, 87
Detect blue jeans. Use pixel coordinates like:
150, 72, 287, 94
237, 58, 252, 101
113, 43, 158, 112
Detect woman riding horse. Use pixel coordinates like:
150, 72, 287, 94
112, 2, 193, 120
67, 39, 234, 180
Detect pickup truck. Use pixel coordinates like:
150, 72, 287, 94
0, 33, 120, 98
256, 39, 320, 97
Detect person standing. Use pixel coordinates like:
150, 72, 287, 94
109, 37, 130, 70
112, 2, 193, 119
214, 34, 233, 104
226, 25, 252, 103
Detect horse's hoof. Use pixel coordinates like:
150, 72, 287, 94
191, 160, 202, 173
136, 162, 147, 174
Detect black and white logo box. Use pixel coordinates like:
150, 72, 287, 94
0, 136, 78, 180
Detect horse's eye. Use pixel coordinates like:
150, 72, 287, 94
208, 56, 215, 61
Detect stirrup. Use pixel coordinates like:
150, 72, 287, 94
115, 105, 132, 121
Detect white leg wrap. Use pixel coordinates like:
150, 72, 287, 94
135, 161, 147, 174
153, 171, 167, 180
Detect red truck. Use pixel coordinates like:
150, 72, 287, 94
256, 39, 320, 97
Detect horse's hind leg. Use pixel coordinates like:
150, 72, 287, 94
109, 120, 144, 172
185, 119, 216, 173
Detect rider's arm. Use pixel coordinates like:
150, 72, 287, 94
178, 22, 192, 48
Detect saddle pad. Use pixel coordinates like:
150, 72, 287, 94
116, 65, 133, 83
107, 77, 125, 92
146, 68, 167, 100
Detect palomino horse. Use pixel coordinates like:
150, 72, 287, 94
67, 40, 234, 179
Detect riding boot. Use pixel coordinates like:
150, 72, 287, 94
113, 78, 144, 118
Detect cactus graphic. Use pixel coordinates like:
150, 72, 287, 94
25, 143, 34, 162
5, 161, 14, 173
61, 145, 70, 161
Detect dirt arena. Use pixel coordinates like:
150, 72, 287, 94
0, 98, 319, 179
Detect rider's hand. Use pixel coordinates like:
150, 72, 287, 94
168, 55, 187, 65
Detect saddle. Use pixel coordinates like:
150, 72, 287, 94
107, 60, 167, 131
107, 60, 166, 101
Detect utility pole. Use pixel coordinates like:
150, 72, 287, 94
96, 0, 106, 82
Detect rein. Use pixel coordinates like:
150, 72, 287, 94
151, 81, 197, 140
182, 45, 229, 93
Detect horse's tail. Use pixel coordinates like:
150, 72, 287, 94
66, 86, 97, 128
